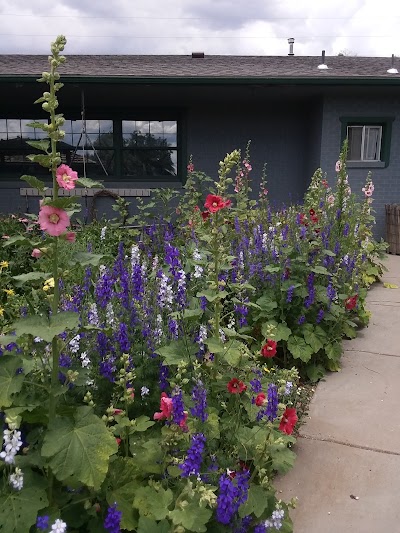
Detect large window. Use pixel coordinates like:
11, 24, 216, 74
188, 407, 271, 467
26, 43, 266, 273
0, 117, 181, 180
122, 120, 177, 177
340, 116, 394, 168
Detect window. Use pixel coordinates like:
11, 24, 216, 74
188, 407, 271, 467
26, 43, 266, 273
340, 116, 394, 168
347, 125, 382, 161
0, 116, 182, 180
121, 120, 177, 177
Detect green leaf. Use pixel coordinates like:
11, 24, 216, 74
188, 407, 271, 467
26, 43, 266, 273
206, 337, 225, 353
155, 340, 192, 365
275, 323, 292, 342
325, 342, 342, 360
196, 289, 228, 302
131, 415, 155, 432
20, 174, 48, 192
129, 439, 163, 474
220, 340, 244, 367
0, 355, 24, 409
3, 235, 32, 247
342, 322, 357, 339
182, 308, 203, 319
303, 324, 327, 352
311, 265, 330, 275
25, 121, 49, 132
25, 139, 50, 152
256, 295, 278, 312
137, 518, 170, 533
270, 445, 296, 474
287, 335, 314, 362
41, 406, 118, 489
239, 485, 274, 518
26, 154, 52, 167
69, 252, 105, 267
133, 486, 173, 521
0, 487, 48, 533
306, 363, 326, 382
12, 312, 79, 342
76, 177, 104, 188
42, 197, 80, 209
12, 272, 51, 283
169, 497, 212, 532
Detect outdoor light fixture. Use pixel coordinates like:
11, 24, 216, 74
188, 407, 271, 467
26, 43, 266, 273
288, 38, 295, 56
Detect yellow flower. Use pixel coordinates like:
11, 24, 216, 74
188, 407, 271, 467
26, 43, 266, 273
263, 366, 271, 374
0, 307, 4, 317
0, 261, 9, 269
43, 277, 55, 291
3, 289, 14, 297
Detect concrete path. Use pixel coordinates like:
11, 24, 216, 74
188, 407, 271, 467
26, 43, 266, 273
276, 254, 400, 532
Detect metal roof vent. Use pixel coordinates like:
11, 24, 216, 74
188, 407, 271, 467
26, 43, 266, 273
387, 54, 398, 74
318, 50, 329, 70
288, 38, 295, 56
192, 52, 205, 58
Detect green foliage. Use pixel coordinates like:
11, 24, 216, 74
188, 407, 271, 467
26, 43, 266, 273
41, 406, 118, 489
0, 487, 48, 533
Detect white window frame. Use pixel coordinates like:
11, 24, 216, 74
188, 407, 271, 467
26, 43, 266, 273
347, 125, 383, 162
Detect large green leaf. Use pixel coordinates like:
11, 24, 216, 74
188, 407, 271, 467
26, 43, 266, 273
76, 177, 104, 188
325, 341, 342, 360
12, 312, 79, 342
239, 485, 274, 518
0, 356, 24, 409
42, 197, 80, 209
69, 252, 105, 267
0, 487, 48, 533
12, 272, 50, 283
137, 518, 170, 533
20, 175, 48, 193
275, 323, 292, 342
169, 497, 212, 532
41, 406, 118, 489
303, 324, 327, 353
133, 486, 173, 521
26, 154, 52, 167
25, 139, 50, 153
287, 335, 314, 362
2, 235, 32, 247
155, 340, 193, 365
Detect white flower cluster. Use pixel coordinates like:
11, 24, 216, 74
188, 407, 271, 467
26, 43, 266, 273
264, 507, 285, 530
158, 273, 173, 309
9, 467, 23, 490
51, 518, 67, 533
80, 351, 91, 368
106, 302, 116, 328
88, 303, 99, 326
68, 334, 80, 354
131, 244, 140, 267
0, 426, 22, 464
100, 226, 107, 241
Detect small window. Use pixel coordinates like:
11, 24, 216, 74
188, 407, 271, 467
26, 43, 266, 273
340, 116, 394, 168
347, 125, 382, 161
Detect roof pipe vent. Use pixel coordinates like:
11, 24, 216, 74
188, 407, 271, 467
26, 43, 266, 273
288, 38, 295, 56
192, 52, 205, 59
387, 54, 398, 74
318, 50, 329, 70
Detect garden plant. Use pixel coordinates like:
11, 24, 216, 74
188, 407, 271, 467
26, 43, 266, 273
0, 37, 386, 533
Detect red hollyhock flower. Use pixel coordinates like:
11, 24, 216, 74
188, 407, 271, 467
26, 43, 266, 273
309, 209, 315, 216
345, 294, 358, 310
299, 213, 308, 226
227, 378, 247, 394
279, 407, 298, 435
255, 393, 266, 406
204, 194, 231, 213
201, 211, 210, 221
261, 339, 277, 358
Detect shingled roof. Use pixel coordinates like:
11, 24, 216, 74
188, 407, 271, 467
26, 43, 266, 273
0, 54, 398, 81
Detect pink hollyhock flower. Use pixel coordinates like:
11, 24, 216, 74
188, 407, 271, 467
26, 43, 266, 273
335, 160, 342, 173
179, 411, 189, 432
56, 164, 78, 190
38, 205, 70, 237
31, 248, 42, 258
153, 392, 173, 421
261, 339, 277, 358
65, 231, 76, 242
279, 407, 298, 435
187, 163, 194, 173
327, 194, 335, 205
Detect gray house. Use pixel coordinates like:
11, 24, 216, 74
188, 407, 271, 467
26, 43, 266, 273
0, 53, 400, 238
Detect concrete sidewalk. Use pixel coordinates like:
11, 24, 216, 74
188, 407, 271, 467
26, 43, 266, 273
276, 254, 400, 532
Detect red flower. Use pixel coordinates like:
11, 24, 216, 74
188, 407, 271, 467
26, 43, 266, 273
204, 194, 231, 213
299, 213, 308, 226
321, 179, 328, 188
261, 339, 277, 358
309, 209, 315, 216
201, 211, 210, 221
345, 294, 358, 310
279, 407, 298, 435
227, 378, 247, 394
255, 393, 266, 406
115, 438, 121, 446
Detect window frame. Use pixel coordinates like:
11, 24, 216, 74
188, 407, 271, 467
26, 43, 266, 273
0, 110, 186, 183
340, 116, 394, 169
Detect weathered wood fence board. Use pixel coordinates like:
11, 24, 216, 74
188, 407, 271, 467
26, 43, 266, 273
385, 204, 400, 254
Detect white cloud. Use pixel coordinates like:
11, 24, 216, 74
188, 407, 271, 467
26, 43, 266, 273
0, 0, 399, 57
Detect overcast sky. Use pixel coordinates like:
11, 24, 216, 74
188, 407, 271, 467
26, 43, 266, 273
0, 0, 400, 57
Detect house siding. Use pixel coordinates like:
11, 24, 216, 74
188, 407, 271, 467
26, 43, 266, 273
320, 92, 400, 239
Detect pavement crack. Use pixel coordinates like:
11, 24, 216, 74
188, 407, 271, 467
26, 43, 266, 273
299, 434, 400, 456
344, 349, 400, 358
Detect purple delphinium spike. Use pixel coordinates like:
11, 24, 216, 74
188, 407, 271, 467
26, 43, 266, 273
180, 433, 206, 477
172, 388, 186, 426
190, 381, 208, 422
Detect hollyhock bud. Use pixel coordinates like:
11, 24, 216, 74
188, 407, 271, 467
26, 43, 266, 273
31, 248, 42, 258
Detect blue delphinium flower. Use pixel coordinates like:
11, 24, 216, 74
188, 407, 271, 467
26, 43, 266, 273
36, 515, 49, 531
190, 381, 208, 422
180, 433, 206, 477
286, 284, 295, 303
104, 502, 122, 533
297, 315, 306, 325
266, 383, 278, 421
316, 309, 325, 323
216, 474, 239, 525
172, 388, 186, 426
159, 363, 169, 391
116, 322, 130, 353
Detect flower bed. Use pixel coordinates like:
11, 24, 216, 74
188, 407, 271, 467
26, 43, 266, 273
0, 36, 386, 533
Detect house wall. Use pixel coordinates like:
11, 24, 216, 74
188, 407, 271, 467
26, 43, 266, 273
320, 90, 400, 239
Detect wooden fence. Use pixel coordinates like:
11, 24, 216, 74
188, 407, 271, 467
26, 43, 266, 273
385, 204, 400, 254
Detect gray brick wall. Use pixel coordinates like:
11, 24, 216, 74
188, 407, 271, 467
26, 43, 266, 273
320, 93, 400, 239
